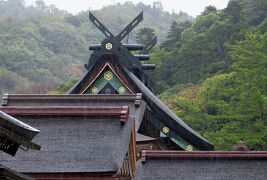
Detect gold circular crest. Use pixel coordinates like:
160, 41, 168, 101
118, 86, 126, 94
186, 144, 193, 151
104, 71, 113, 80
162, 126, 169, 134
105, 43, 113, 50
91, 87, 98, 94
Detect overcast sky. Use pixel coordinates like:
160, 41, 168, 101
24, 0, 230, 17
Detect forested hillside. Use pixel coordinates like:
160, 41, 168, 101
148, 0, 267, 92
0, 0, 266, 150
153, 0, 267, 150
0, 0, 190, 96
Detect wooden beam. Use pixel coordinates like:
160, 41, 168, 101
89, 12, 115, 38
135, 93, 142, 106
3, 94, 141, 104
25, 172, 116, 180
1, 94, 8, 106
141, 150, 267, 162
116, 12, 143, 42
120, 106, 129, 124
0, 106, 129, 120
134, 54, 150, 61
89, 44, 144, 51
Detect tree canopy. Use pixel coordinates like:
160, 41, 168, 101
157, 0, 267, 150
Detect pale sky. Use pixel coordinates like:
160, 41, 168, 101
25, 0, 230, 17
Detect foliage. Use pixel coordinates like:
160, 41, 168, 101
160, 20, 191, 50
48, 79, 77, 94
136, 27, 155, 45
161, 32, 267, 150
149, 0, 266, 93
158, 0, 267, 150
0, 67, 28, 97
0, 0, 190, 95
230, 0, 267, 26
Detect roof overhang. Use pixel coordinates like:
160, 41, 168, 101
0, 165, 33, 180
0, 111, 40, 156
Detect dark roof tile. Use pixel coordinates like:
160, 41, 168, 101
0, 116, 134, 173
136, 151, 267, 180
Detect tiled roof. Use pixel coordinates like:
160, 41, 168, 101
136, 151, 267, 180
0, 116, 133, 173
0, 94, 142, 173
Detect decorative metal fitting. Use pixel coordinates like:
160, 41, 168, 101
105, 43, 113, 50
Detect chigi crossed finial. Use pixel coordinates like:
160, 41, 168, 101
89, 11, 143, 41
85, 11, 157, 73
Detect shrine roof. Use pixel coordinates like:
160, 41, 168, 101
123, 67, 214, 150
0, 116, 134, 173
0, 111, 39, 139
63, 11, 213, 151
0, 111, 40, 156
1, 94, 146, 130
68, 55, 213, 150
136, 150, 267, 180
0, 94, 141, 173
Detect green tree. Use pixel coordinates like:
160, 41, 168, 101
202, 5, 218, 16
161, 31, 267, 150
223, 0, 243, 24
136, 27, 155, 45
161, 20, 191, 50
